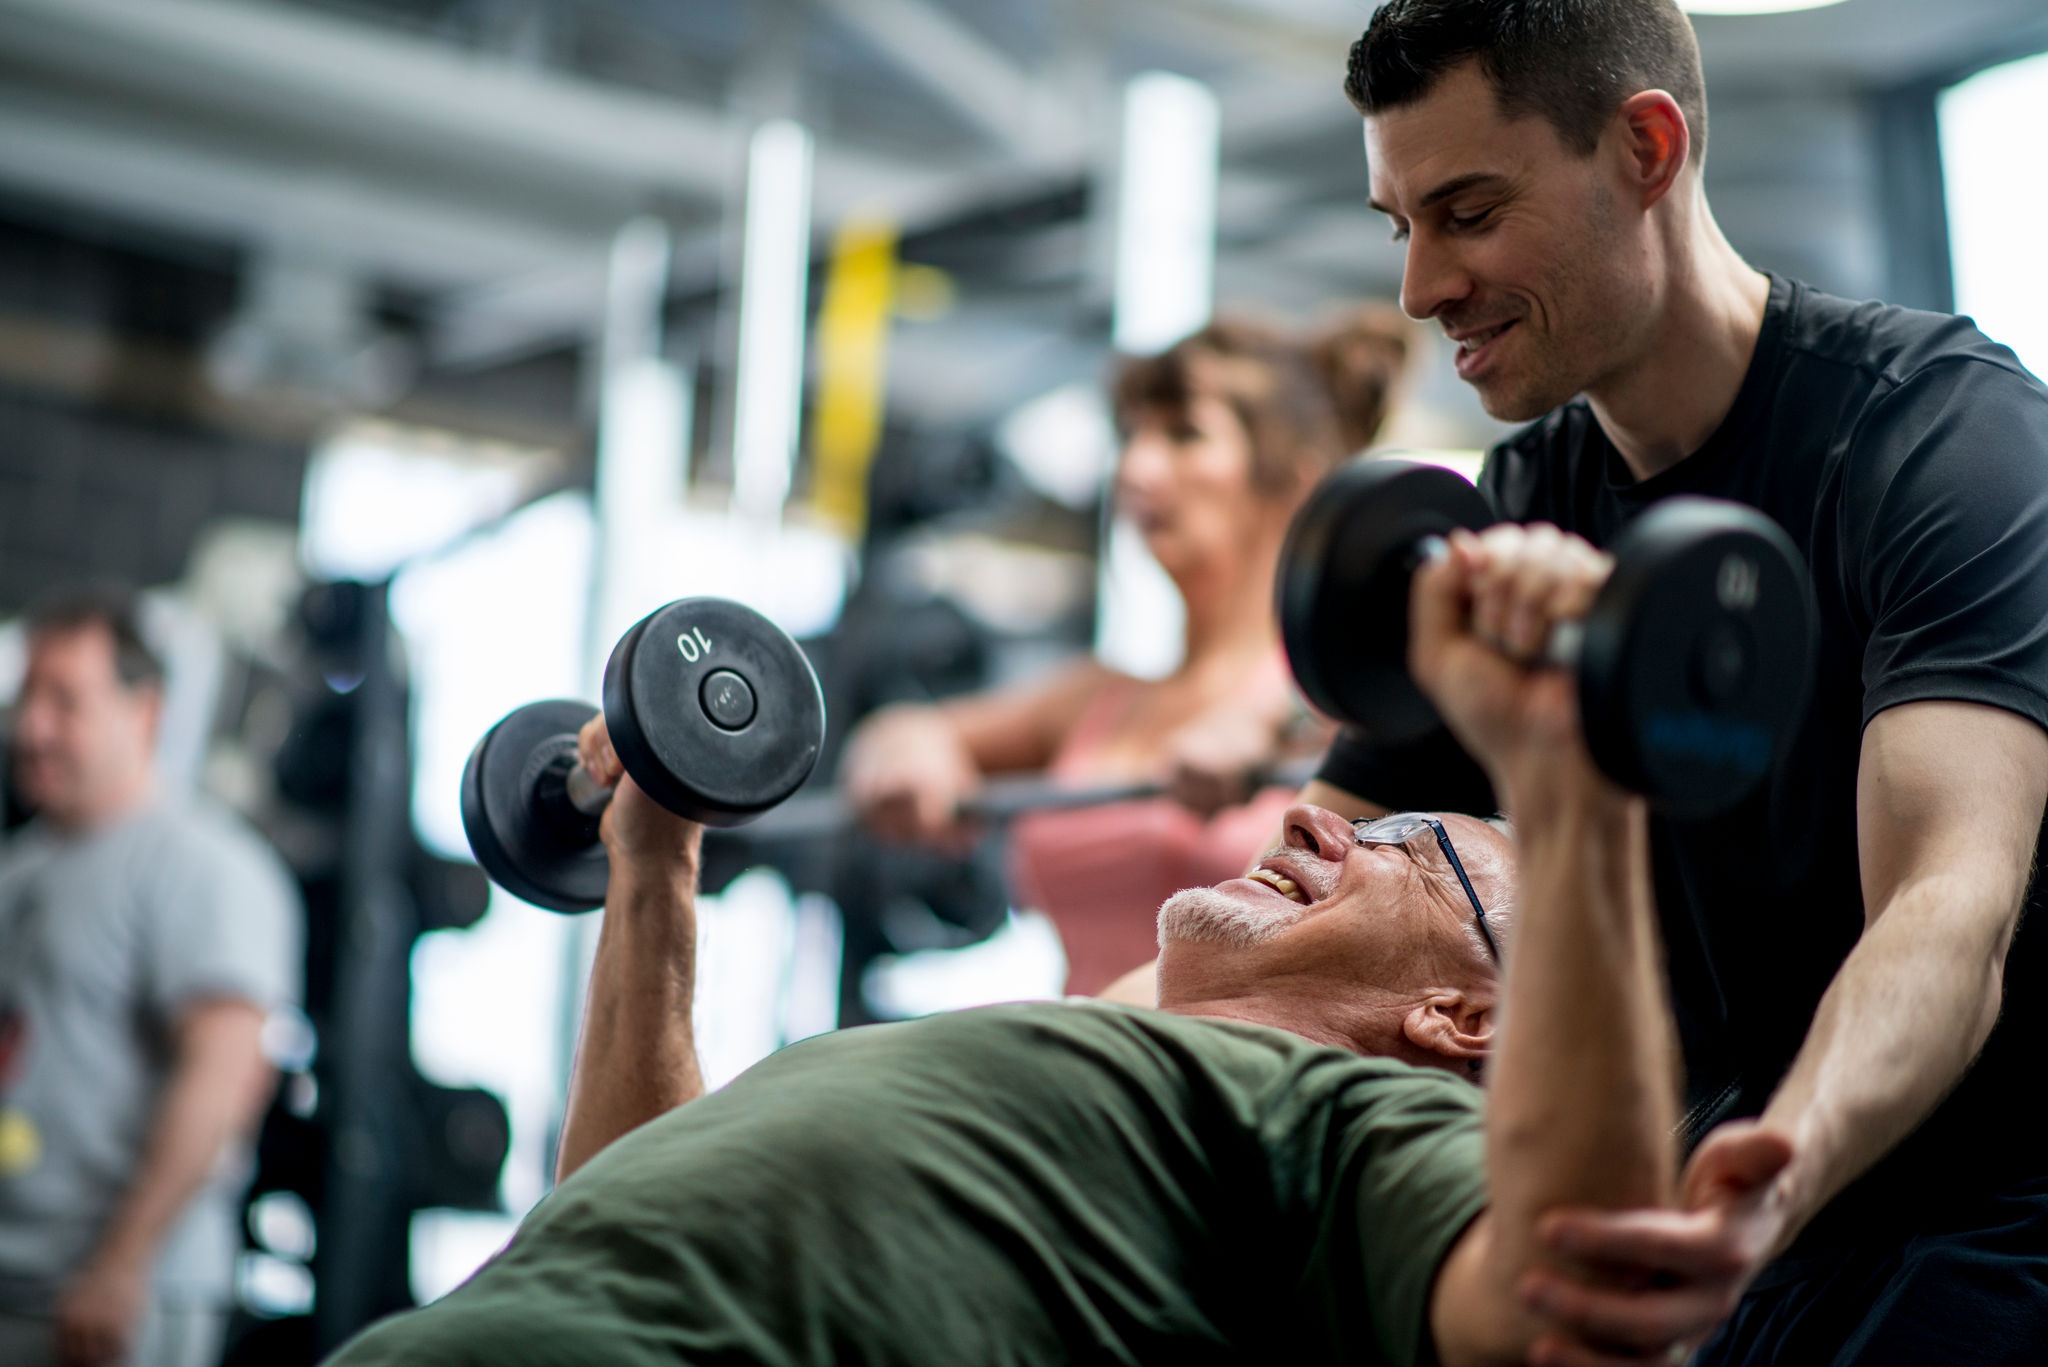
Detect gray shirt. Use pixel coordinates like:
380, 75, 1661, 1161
0, 799, 302, 1311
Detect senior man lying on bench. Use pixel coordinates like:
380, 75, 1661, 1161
328, 536, 1788, 1367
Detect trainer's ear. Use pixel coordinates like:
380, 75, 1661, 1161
1615, 89, 1690, 210
1401, 993, 1492, 1077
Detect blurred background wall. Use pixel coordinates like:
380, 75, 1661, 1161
0, 0, 2043, 1359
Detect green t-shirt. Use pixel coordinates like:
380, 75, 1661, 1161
329, 1002, 1487, 1367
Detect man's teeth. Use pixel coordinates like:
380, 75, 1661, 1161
1249, 869, 1307, 903
1459, 323, 1508, 352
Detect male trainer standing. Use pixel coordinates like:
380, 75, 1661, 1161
1307, 2, 2048, 1362
0, 591, 301, 1367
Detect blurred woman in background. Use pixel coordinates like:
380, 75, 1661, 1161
840, 308, 1411, 995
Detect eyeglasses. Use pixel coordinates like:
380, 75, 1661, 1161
1351, 812, 1501, 963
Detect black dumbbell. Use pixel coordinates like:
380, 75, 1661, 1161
460, 597, 826, 912
1278, 458, 1817, 817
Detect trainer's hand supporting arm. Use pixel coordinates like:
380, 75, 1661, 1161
1766, 701, 2046, 1232
555, 716, 707, 1183
1413, 529, 1691, 1367
1532, 701, 2048, 1353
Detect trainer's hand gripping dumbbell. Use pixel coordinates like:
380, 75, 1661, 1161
461, 598, 826, 913
1277, 459, 1818, 817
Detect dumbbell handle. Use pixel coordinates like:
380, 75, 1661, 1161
563, 763, 614, 817
530, 749, 616, 836
1414, 534, 1586, 669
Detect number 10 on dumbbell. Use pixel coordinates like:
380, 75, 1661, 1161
461, 598, 827, 912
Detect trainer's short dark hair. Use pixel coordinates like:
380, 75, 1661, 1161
25, 585, 165, 690
1345, 0, 1708, 166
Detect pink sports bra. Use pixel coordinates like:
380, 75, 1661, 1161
1007, 664, 1297, 996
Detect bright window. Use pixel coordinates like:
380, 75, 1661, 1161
1941, 51, 2048, 379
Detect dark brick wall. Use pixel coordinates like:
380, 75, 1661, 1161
0, 202, 309, 613
0, 385, 304, 612
0, 206, 240, 343
0, 199, 595, 616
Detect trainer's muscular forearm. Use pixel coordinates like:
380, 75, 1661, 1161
1754, 701, 2048, 1242
556, 858, 706, 1183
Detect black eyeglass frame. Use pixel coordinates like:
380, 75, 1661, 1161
1350, 813, 1502, 963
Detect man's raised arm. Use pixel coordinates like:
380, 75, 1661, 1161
553, 716, 708, 1183
1412, 529, 1786, 1366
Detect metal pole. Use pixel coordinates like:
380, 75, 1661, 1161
312, 580, 419, 1350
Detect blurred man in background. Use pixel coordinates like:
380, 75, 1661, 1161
0, 589, 301, 1367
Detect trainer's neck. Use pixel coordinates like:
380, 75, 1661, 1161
1586, 214, 1770, 484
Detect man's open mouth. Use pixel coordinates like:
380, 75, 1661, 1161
1454, 320, 1515, 352
1452, 319, 1518, 378
1247, 866, 1312, 905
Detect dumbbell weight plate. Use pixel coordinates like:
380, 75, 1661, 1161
603, 597, 825, 826
460, 699, 609, 913
1578, 500, 1816, 819
1278, 458, 1493, 745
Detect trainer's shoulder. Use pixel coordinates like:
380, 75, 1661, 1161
1784, 279, 2037, 393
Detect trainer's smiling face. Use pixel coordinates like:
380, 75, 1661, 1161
1156, 804, 1515, 1075
1363, 60, 1653, 423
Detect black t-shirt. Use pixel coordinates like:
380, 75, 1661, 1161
1318, 275, 2048, 1237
